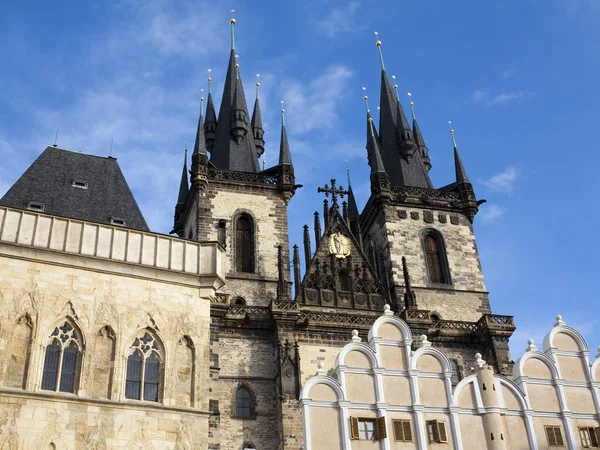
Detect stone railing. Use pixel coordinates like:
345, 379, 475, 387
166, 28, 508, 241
0, 206, 224, 278
479, 314, 515, 327
430, 320, 479, 332
391, 185, 459, 201
209, 168, 279, 186
401, 309, 431, 321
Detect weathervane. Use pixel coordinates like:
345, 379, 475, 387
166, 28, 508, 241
317, 179, 348, 208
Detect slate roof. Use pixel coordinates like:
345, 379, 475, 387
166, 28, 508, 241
0, 146, 149, 231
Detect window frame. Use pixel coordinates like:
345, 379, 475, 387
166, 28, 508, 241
426, 420, 449, 444
545, 425, 565, 447
40, 320, 83, 394
579, 427, 599, 448
392, 419, 413, 442
234, 213, 256, 274
421, 229, 452, 286
124, 331, 164, 403
233, 385, 256, 420
349, 417, 386, 441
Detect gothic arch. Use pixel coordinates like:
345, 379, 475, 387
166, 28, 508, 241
336, 343, 378, 369
232, 383, 257, 419
3, 314, 33, 389
410, 346, 452, 373
301, 376, 345, 402
368, 313, 413, 343
123, 328, 165, 402
233, 210, 256, 274
513, 351, 561, 380
420, 228, 452, 285
174, 335, 195, 407
40, 317, 85, 394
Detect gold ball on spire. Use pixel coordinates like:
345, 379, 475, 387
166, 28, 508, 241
394, 84, 398, 89
230, 9, 236, 24
374, 31, 381, 46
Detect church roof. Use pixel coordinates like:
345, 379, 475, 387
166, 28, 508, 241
0, 146, 149, 231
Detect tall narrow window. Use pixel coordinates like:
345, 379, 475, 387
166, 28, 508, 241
423, 231, 451, 285
41, 320, 83, 393
125, 332, 163, 402
236, 214, 255, 273
235, 386, 251, 418
338, 269, 351, 292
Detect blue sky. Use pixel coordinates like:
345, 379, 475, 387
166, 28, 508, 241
1, 0, 599, 358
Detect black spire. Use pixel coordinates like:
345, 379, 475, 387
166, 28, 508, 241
368, 111, 386, 176
346, 169, 359, 221
192, 97, 206, 158
205, 69, 217, 153
412, 118, 431, 171
209, 28, 260, 172
278, 105, 292, 165
251, 75, 265, 158
373, 36, 432, 189
453, 138, 469, 184
177, 148, 189, 205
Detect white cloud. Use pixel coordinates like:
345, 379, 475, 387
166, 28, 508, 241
499, 69, 516, 80
315, 2, 363, 38
482, 167, 517, 192
479, 204, 506, 224
471, 89, 533, 107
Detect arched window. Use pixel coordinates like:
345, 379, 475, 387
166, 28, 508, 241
423, 231, 451, 285
41, 320, 83, 393
235, 386, 252, 418
235, 214, 255, 273
338, 269, 351, 292
233, 297, 246, 306
451, 359, 461, 386
125, 331, 163, 402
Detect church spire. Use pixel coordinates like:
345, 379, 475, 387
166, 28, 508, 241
363, 90, 386, 177
450, 122, 469, 184
192, 90, 206, 158
277, 101, 296, 202
251, 74, 265, 158
346, 167, 359, 220
177, 147, 189, 205
278, 101, 292, 165
204, 69, 217, 153
209, 15, 259, 172
408, 92, 431, 171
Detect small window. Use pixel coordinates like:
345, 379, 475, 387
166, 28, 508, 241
393, 420, 413, 442
450, 359, 462, 386
236, 387, 251, 418
579, 427, 599, 448
350, 417, 386, 441
235, 214, 255, 273
423, 231, 451, 285
338, 269, 350, 292
233, 297, 246, 306
427, 420, 448, 443
110, 217, 127, 227
26, 201, 45, 212
70, 180, 89, 189
545, 426, 565, 447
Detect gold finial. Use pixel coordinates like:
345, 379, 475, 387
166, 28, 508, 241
374, 31, 385, 70
407, 92, 415, 120
281, 100, 285, 126
262, 159, 266, 170
362, 87, 370, 112
230, 10, 236, 49
200, 88, 205, 114
392, 74, 400, 101
184, 139, 188, 151
234, 54, 239, 68
255, 73, 260, 99
234, 55, 239, 80
346, 161, 351, 187
449, 121, 458, 148
207, 68, 212, 94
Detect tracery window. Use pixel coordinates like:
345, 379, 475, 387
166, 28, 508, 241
125, 332, 163, 402
422, 230, 451, 285
41, 320, 83, 393
235, 214, 255, 273
236, 387, 251, 418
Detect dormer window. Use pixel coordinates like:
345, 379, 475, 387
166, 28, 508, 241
26, 201, 45, 212
70, 180, 89, 189
110, 217, 127, 227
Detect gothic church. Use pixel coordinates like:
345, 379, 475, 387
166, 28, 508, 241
0, 14, 599, 450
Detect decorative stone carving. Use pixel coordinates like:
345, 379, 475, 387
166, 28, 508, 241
410, 212, 419, 220
174, 422, 192, 450
32, 409, 68, 450
0, 408, 18, 450
398, 210, 408, 219
423, 210, 434, 223
438, 214, 447, 223
83, 415, 107, 450
450, 215, 460, 225
126, 419, 155, 450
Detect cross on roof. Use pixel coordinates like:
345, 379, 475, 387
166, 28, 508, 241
317, 179, 348, 207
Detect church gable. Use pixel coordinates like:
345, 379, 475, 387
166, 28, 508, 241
297, 205, 388, 311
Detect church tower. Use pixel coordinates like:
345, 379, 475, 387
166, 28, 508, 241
359, 36, 513, 375
173, 14, 298, 307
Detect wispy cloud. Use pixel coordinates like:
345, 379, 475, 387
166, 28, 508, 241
471, 89, 533, 107
315, 2, 363, 38
479, 204, 506, 224
499, 69, 516, 80
482, 167, 517, 192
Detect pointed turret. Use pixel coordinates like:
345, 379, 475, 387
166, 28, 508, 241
173, 148, 189, 235
209, 15, 259, 173
252, 74, 265, 158
191, 92, 209, 181
372, 34, 431, 188
277, 101, 296, 202
346, 168, 359, 221
449, 122, 481, 222
204, 70, 217, 153
408, 92, 431, 171
278, 102, 292, 166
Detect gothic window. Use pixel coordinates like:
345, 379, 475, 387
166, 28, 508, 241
41, 320, 83, 393
338, 269, 350, 292
125, 331, 163, 402
450, 359, 462, 386
422, 230, 451, 285
235, 214, 255, 273
235, 386, 254, 419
